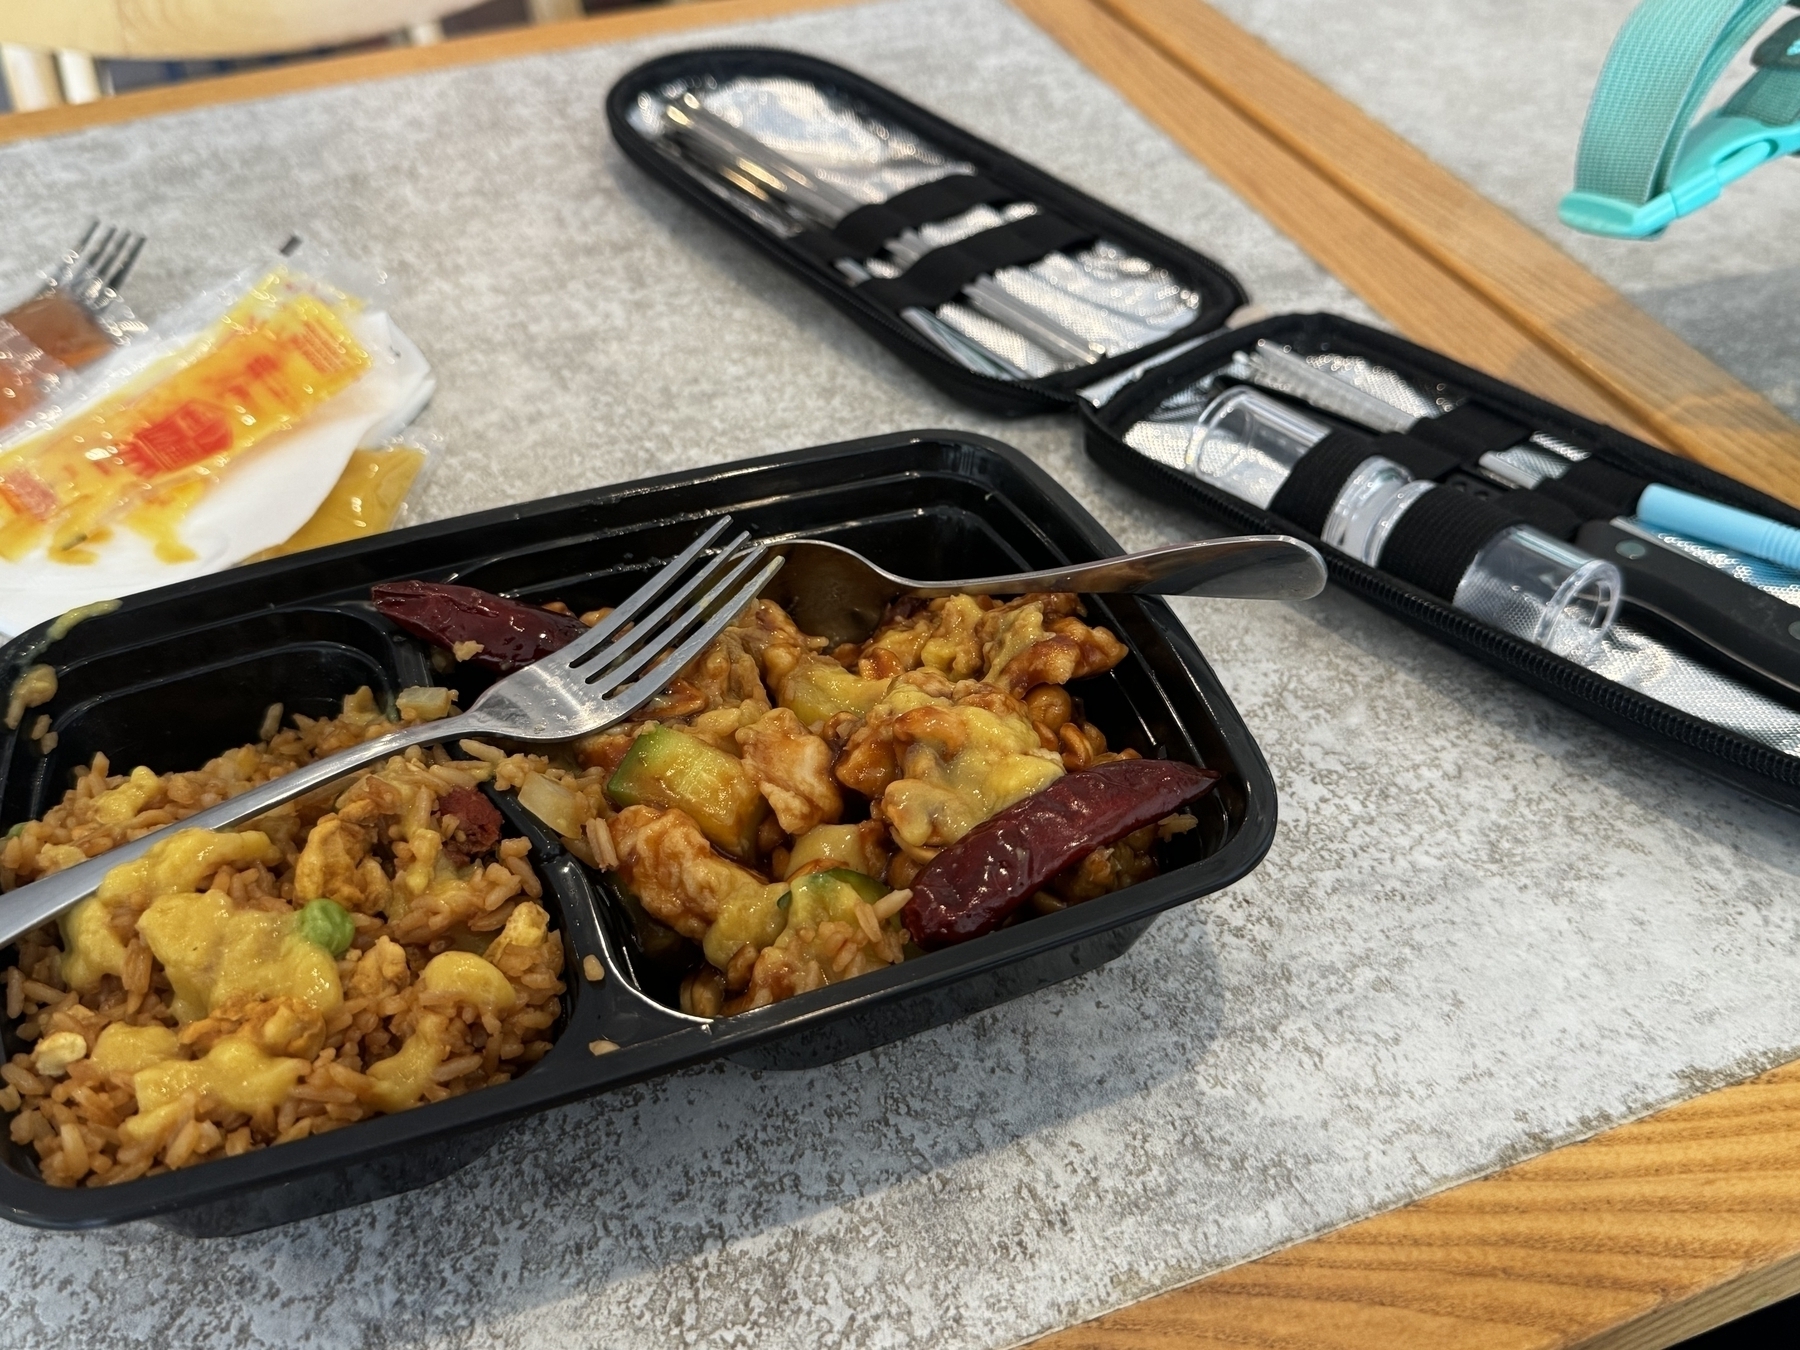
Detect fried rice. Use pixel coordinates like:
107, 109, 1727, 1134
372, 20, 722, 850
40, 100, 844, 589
0, 585, 1176, 1189
0, 688, 564, 1188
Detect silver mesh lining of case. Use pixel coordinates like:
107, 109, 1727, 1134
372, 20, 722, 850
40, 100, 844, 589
1621, 519, 1800, 608
1121, 374, 1228, 468
629, 75, 1201, 374
1583, 623, 1800, 756
629, 75, 971, 206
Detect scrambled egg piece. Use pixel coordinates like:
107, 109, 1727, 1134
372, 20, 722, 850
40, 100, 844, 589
293, 815, 380, 912
420, 951, 516, 1013
136, 889, 343, 1023
90, 765, 162, 827
96, 826, 283, 905
124, 1036, 310, 1145
90, 1022, 181, 1076
366, 1014, 453, 1113
61, 827, 284, 992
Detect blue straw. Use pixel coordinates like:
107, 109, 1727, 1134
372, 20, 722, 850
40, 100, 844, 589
1638, 483, 1800, 572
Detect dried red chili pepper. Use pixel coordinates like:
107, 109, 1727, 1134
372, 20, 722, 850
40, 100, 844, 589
902, 758, 1219, 949
371, 580, 585, 674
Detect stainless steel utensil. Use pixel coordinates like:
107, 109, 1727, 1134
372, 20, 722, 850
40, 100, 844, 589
763, 534, 1327, 646
0, 517, 782, 948
658, 95, 1103, 371
51, 220, 146, 319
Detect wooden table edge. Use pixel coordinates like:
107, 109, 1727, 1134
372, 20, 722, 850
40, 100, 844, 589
7, 2, 1800, 1346
0, 0, 858, 146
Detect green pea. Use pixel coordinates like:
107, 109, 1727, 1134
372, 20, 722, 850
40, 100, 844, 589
297, 898, 355, 957
5, 822, 24, 839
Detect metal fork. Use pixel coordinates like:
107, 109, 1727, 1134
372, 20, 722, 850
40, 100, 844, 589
0, 516, 782, 948
51, 220, 146, 317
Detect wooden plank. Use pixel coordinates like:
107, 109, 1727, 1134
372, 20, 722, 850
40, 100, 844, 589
1007, 0, 1661, 442
0, 0, 484, 60
1027, 1061, 1800, 1350
1088, 0, 1800, 507
0, 0, 854, 146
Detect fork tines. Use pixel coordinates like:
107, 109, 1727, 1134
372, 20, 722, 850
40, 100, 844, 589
542, 515, 786, 708
54, 220, 147, 315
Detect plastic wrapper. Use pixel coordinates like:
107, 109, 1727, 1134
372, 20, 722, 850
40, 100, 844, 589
0, 273, 373, 563
0, 248, 434, 638
0, 261, 146, 435
0, 320, 68, 435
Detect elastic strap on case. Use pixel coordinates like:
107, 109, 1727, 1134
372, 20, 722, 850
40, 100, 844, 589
830, 175, 1015, 255
1267, 429, 1379, 535
1538, 457, 1652, 521
1370, 432, 1460, 481
1501, 488, 1585, 541
858, 211, 1097, 312
1407, 403, 1534, 460
1379, 488, 1529, 601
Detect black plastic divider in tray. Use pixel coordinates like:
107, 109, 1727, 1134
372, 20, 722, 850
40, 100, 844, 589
1080, 312, 1800, 811
0, 431, 1275, 1234
605, 48, 1246, 417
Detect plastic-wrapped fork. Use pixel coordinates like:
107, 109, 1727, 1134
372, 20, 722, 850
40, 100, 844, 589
50, 220, 146, 318
0, 516, 783, 948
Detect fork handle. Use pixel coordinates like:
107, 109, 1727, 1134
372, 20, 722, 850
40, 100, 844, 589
0, 712, 484, 951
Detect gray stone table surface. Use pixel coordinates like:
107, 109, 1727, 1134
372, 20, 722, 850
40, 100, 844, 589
3, 1, 1800, 1346
1210, 0, 1800, 420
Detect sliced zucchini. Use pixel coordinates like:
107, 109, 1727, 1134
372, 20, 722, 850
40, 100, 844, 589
606, 725, 766, 859
785, 867, 889, 929
777, 656, 891, 729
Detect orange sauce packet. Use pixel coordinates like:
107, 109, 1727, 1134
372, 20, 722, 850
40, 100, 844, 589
0, 274, 370, 564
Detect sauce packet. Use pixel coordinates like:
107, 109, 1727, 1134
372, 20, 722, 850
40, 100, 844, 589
0, 248, 435, 637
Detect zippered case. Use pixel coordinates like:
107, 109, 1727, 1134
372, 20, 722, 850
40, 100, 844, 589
606, 47, 1245, 416
1081, 314, 1800, 811
608, 47, 1800, 812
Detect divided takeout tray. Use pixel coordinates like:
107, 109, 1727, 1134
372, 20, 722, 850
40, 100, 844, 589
0, 431, 1276, 1234
607, 46, 1800, 812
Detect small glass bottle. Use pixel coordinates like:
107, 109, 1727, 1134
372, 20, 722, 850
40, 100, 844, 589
1454, 521, 1622, 660
1320, 455, 1415, 562
1184, 386, 1622, 658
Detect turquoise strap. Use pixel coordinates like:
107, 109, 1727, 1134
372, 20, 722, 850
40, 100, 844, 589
1561, 0, 1800, 238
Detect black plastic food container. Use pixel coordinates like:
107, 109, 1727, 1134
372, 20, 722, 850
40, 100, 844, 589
0, 431, 1276, 1235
